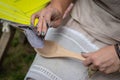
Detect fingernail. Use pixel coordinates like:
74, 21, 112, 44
38, 31, 41, 36
41, 32, 45, 36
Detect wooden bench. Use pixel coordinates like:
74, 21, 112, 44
0, 20, 27, 63
0, 23, 16, 63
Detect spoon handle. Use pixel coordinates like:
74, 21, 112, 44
56, 45, 86, 61
67, 52, 85, 60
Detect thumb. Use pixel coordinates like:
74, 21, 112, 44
82, 52, 93, 66
81, 52, 93, 58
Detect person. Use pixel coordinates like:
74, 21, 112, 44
25, 0, 120, 80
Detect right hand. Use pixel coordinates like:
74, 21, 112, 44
82, 45, 120, 74
31, 4, 63, 36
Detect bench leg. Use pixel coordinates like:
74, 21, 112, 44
0, 27, 16, 63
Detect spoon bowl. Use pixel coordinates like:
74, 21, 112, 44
35, 40, 85, 61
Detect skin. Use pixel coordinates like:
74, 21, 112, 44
31, 0, 120, 74
31, 0, 73, 35
82, 45, 120, 74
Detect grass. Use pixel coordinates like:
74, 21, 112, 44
0, 30, 36, 80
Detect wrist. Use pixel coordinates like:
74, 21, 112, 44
114, 43, 120, 60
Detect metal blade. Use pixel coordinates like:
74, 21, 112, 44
24, 28, 44, 48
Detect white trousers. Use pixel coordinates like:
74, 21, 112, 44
25, 0, 120, 80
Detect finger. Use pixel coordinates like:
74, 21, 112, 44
83, 57, 92, 66
44, 12, 52, 26
104, 65, 117, 74
82, 53, 89, 58
41, 19, 47, 36
82, 53, 92, 58
53, 19, 62, 28
37, 18, 43, 35
89, 64, 98, 71
104, 62, 119, 74
98, 59, 115, 73
99, 67, 106, 72
99, 59, 114, 69
31, 14, 38, 25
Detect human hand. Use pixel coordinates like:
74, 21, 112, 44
82, 45, 120, 74
31, 4, 63, 36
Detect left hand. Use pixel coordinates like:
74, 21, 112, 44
82, 45, 120, 74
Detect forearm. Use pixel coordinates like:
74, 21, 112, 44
50, 0, 73, 15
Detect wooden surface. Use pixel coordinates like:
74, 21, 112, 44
0, 32, 10, 60
0, 26, 16, 62
35, 40, 85, 61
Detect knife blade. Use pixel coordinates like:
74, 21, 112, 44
23, 27, 44, 48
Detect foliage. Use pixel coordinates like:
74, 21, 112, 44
0, 31, 35, 80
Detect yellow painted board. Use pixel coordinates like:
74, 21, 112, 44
0, 0, 50, 25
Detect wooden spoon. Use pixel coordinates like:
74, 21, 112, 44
35, 40, 85, 61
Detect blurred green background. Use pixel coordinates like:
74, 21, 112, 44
0, 30, 36, 80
